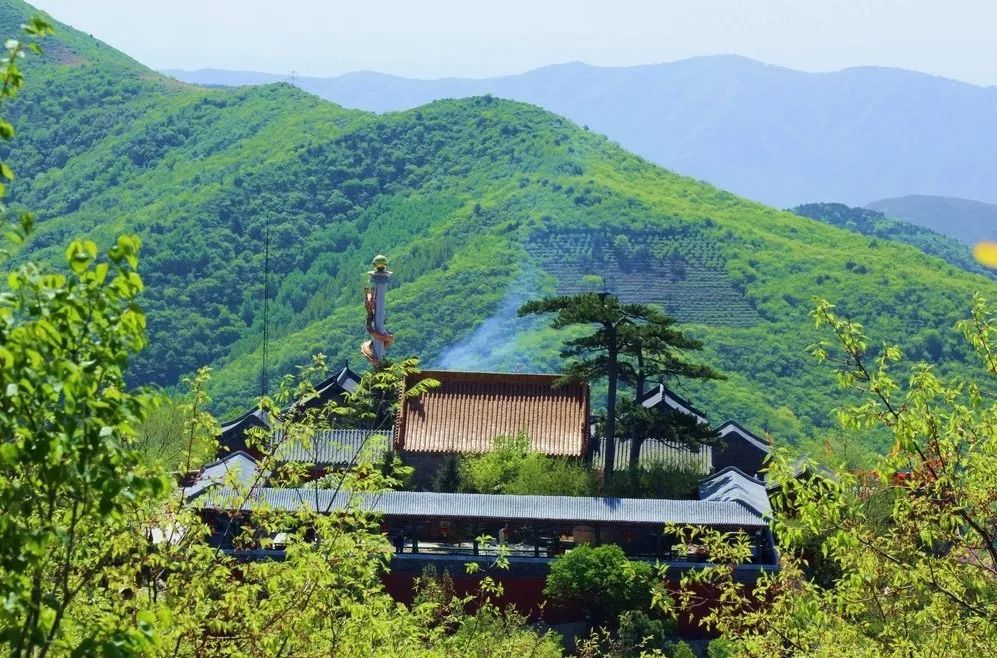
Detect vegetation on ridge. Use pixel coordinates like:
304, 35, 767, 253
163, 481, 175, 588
0, 0, 993, 453
1, 10, 994, 655
791, 202, 994, 280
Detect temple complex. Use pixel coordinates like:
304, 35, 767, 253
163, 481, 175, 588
189, 254, 779, 620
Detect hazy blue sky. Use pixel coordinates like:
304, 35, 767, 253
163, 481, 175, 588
28, 0, 997, 85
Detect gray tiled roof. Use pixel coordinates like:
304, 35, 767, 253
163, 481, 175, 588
716, 421, 770, 453
640, 384, 709, 424
219, 408, 270, 436
273, 429, 389, 466
698, 466, 771, 517
184, 451, 261, 498
591, 437, 712, 473
198, 487, 769, 527
315, 365, 361, 397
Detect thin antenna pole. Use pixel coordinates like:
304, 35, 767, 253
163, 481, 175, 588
261, 217, 270, 397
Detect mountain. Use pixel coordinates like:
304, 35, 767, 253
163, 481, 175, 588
791, 203, 994, 279
3, 0, 994, 448
166, 58, 997, 208
161, 68, 289, 87
866, 195, 997, 246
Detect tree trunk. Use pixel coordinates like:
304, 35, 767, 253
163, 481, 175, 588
604, 332, 618, 485
629, 356, 646, 473
628, 432, 644, 473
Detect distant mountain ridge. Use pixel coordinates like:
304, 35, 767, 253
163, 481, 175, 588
791, 203, 994, 279
866, 195, 997, 246
166, 57, 997, 208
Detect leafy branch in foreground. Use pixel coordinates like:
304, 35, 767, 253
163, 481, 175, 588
658, 294, 997, 657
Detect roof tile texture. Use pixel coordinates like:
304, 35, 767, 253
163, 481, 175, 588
396, 371, 589, 456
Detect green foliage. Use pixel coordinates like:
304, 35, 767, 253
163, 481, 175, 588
133, 390, 217, 472
431, 453, 461, 492
661, 295, 997, 657
792, 202, 995, 280
603, 460, 704, 499
521, 292, 721, 476
458, 434, 595, 496
545, 545, 653, 625
412, 567, 563, 657
666, 640, 696, 658
0, 250, 556, 655
0, 25, 553, 652
706, 637, 735, 658
2, 0, 995, 454
617, 609, 675, 657
507, 454, 595, 496
0, 228, 170, 653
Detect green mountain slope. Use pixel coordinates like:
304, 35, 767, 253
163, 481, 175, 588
791, 203, 994, 279
3, 0, 994, 448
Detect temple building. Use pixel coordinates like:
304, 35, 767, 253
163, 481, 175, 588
191, 254, 781, 619
393, 369, 589, 485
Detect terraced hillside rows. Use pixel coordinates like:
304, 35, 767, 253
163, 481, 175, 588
527, 226, 760, 327
2, 0, 994, 449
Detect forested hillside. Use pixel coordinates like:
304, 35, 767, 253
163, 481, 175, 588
791, 203, 994, 279
3, 0, 994, 448
168, 57, 997, 207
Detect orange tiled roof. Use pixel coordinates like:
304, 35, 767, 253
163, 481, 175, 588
394, 371, 589, 457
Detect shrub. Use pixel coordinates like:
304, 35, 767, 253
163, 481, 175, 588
544, 545, 653, 624
460, 434, 595, 496
459, 434, 528, 493
604, 460, 704, 499
668, 640, 696, 658
503, 454, 594, 496
618, 609, 676, 656
432, 453, 462, 492
707, 636, 735, 658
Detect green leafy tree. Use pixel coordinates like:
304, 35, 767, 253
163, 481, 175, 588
659, 295, 997, 657
617, 308, 724, 399
0, 17, 171, 657
459, 434, 594, 496
133, 392, 216, 472
432, 454, 462, 492
616, 314, 723, 471
617, 609, 675, 657
603, 459, 704, 500
519, 293, 633, 483
0, 233, 169, 657
545, 544, 653, 626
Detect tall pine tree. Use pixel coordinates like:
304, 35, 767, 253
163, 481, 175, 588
519, 293, 722, 481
